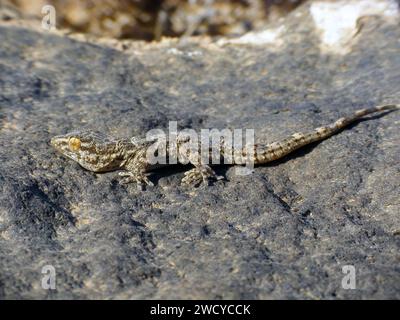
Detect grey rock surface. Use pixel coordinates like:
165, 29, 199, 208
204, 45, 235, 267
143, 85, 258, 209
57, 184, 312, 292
0, 3, 399, 299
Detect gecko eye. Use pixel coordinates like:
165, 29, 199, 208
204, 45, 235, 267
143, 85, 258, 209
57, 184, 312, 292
68, 137, 81, 151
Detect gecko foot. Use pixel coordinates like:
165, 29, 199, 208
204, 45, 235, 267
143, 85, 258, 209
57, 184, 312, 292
118, 171, 154, 190
181, 165, 223, 187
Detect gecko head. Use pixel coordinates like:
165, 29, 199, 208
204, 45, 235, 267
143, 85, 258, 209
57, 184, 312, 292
50, 130, 119, 172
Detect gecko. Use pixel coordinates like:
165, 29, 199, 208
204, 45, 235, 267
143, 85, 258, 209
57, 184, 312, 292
51, 104, 399, 189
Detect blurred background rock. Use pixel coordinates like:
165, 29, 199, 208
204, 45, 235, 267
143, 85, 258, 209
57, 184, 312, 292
2, 0, 305, 40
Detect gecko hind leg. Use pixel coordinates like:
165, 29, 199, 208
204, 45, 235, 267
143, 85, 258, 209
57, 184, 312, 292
181, 165, 223, 187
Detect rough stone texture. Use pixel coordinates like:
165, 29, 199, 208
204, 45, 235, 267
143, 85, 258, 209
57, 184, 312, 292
0, 2, 399, 299
4, 0, 305, 40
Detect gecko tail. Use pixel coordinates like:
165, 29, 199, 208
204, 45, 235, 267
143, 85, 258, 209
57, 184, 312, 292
375, 104, 400, 111
329, 103, 399, 131
252, 103, 399, 164
356, 104, 399, 117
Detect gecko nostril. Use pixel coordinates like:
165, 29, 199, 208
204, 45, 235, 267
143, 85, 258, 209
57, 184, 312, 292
50, 137, 59, 146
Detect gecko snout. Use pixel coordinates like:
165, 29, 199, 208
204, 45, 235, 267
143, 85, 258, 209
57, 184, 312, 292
50, 135, 75, 153
50, 134, 83, 165
50, 135, 66, 149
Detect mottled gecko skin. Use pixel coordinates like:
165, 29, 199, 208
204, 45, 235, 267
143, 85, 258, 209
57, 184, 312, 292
51, 104, 399, 189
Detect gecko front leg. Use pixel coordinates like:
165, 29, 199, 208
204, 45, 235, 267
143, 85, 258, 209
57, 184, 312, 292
119, 150, 154, 190
118, 170, 154, 189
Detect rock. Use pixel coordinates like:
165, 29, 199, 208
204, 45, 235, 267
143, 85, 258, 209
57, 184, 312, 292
4, 0, 306, 40
0, 1, 399, 299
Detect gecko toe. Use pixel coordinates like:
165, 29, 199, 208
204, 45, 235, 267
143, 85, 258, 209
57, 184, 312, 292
181, 171, 202, 186
118, 171, 153, 189
181, 166, 221, 187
